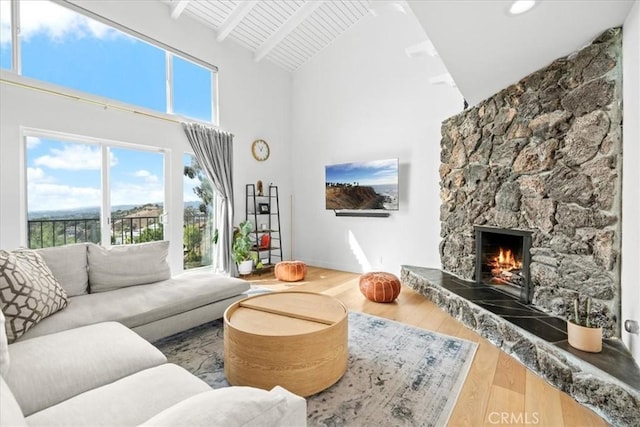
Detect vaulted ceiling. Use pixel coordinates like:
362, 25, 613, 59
162, 0, 371, 72
162, 0, 635, 105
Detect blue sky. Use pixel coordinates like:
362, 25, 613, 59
0, 1, 211, 212
326, 159, 399, 186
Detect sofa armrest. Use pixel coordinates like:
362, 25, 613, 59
139, 386, 307, 427
5, 322, 166, 416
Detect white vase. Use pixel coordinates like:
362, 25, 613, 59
238, 260, 253, 275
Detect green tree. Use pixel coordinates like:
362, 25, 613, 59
184, 158, 214, 215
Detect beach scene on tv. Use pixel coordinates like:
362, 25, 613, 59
325, 159, 399, 210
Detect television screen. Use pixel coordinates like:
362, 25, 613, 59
325, 158, 399, 210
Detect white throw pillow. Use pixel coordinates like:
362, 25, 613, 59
88, 241, 171, 293
140, 387, 288, 427
36, 243, 89, 297
0, 250, 68, 343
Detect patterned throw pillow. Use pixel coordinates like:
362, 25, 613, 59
0, 250, 68, 343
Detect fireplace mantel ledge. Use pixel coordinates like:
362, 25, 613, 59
401, 265, 640, 427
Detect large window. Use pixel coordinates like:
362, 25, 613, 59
2, 0, 216, 123
26, 134, 165, 249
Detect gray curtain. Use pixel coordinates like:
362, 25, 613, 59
182, 123, 237, 277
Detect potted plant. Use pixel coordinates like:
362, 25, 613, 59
232, 220, 254, 275
567, 297, 602, 353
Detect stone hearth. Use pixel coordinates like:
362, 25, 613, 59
402, 266, 640, 427
438, 28, 622, 336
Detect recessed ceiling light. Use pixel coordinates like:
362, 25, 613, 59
509, 0, 537, 15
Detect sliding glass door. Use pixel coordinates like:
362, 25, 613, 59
25, 132, 165, 248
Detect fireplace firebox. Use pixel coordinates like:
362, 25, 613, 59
474, 226, 532, 303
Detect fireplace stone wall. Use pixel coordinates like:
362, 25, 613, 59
439, 28, 622, 336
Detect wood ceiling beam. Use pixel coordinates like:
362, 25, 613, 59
254, 1, 324, 63
170, 0, 190, 20
217, 0, 259, 43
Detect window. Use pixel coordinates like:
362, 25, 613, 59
183, 154, 214, 269
4, 0, 216, 123
26, 134, 165, 249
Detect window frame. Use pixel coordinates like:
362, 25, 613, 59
21, 127, 170, 248
4, 0, 218, 124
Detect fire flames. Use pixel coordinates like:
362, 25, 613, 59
491, 248, 522, 274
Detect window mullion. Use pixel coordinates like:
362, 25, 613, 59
11, 0, 21, 74
166, 52, 173, 115
101, 145, 111, 246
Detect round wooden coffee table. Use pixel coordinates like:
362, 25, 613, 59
223, 291, 348, 397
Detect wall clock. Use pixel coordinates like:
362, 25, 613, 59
251, 139, 270, 161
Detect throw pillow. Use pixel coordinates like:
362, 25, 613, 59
36, 243, 89, 297
0, 250, 69, 343
87, 241, 171, 293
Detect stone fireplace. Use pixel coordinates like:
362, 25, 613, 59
438, 28, 622, 337
474, 226, 532, 303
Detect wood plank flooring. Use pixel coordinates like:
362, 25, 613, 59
245, 266, 608, 426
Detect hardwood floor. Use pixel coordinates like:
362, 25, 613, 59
245, 266, 608, 427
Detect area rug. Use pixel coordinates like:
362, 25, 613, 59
154, 311, 477, 426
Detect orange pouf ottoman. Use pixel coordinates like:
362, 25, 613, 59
275, 261, 307, 282
359, 272, 401, 303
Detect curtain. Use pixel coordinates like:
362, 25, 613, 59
182, 123, 237, 277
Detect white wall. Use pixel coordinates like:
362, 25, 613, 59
622, 1, 640, 361
0, 0, 292, 273
291, 4, 462, 275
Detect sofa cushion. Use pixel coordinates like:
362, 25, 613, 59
5, 321, 167, 416
0, 249, 68, 343
36, 243, 88, 296
18, 269, 250, 341
140, 386, 290, 427
25, 364, 211, 427
0, 376, 27, 427
88, 241, 171, 293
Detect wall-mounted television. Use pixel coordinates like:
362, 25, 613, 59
325, 158, 399, 211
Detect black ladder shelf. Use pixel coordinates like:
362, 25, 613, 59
245, 184, 283, 273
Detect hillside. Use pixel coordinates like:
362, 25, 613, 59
326, 185, 385, 210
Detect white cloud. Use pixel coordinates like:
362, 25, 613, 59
1, 0, 124, 47
0, 1, 10, 47
134, 169, 159, 183
28, 182, 101, 212
27, 166, 52, 183
26, 136, 42, 149
34, 143, 117, 170
111, 181, 164, 207
183, 176, 201, 202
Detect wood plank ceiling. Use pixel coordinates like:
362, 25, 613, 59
164, 0, 372, 72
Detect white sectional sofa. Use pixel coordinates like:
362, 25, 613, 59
17, 241, 251, 342
0, 242, 307, 426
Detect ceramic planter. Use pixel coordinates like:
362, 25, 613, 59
567, 321, 602, 353
238, 260, 253, 275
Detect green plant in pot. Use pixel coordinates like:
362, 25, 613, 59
232, 220, 254, 275
567, 297, 602, 353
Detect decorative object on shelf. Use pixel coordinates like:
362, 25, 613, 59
232, 220, 254, 275
259, 234, 270, 250
251, 139, 270, 161
258, 203, 270, 214
359, 272, 401, 303
275, 261, 307, 282
567, 297, 602, 353
256, 180, 263, 196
